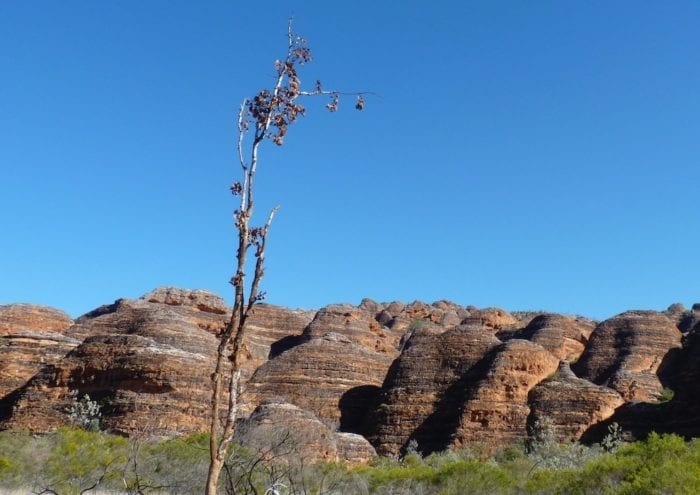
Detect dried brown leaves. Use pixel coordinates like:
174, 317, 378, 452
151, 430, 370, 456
242, 32, 365, 147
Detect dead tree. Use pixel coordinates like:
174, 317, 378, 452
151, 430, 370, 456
205, 20, 367, 494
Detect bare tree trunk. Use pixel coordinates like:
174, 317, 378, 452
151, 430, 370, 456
205, 19, 366, 494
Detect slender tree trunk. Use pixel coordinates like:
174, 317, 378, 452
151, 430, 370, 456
204, 19, 365, 494
206, 455, 225, 495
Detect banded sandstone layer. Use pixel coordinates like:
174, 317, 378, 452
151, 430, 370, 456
1, 290, 698, 462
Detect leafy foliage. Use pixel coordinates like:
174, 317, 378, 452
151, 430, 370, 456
67, 393, 102, 432
656, 387, 675, 403
0, 429, 699, 493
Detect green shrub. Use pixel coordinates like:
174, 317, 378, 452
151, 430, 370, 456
1, 428, 699, 494
656, 387, 675, 403
0, 455, 19, 484
44, 427, 129, 495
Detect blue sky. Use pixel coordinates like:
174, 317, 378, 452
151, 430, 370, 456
1, 1, 698, 319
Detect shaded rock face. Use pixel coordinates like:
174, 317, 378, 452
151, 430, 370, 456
518, 314, 596, 361
664, 303, 700, 332
372, 324, 502, 456
528, 361, 624, 441
240, 333, 394, 429
573, 311, 682, 401
674, 326, 700, 405
234, 399, 376, 465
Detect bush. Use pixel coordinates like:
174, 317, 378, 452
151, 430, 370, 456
44, 428, 129, 495
656, 387, 675, 403
1, 429, 699, 494
67, 394, 102, 431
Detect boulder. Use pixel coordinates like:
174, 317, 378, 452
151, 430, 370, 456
235, 399, 338, 462
234, 399, 376, 464
335, 432, 377, 465
240, 333, 393, 428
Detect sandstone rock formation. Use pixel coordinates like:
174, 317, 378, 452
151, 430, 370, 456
0, 331, 79, 399
573, 311, 682, 401
234, 399, 376, 464
240, 333, 393, 428
528, 361, 624, 441
0, 294, 225, 435
3, 290, 700, 462
450, 339, 559, 451
142, 287, 229, 314
518, 313, 596, 361
0, 304, 77, 403
239, 304, 315, 381
372, 323, 502, 456
375, 300, 468, 333
303, 304, 402, 355
664, 303, 700, 332
68, 289, 229, 341
463, 307, 520, 333
0, 290, 333, 437
0, 303, 73, 336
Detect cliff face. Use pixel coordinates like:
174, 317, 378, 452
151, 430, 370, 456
0, 304, 73, 336
0, 289, 312, 436
240, 332, 394, 427
372, 324, 502, 456
1, 290, 698, 461
528, 361, 625, 441
450, 339, 560, 451
573, 311, 682, 401
0, 304, 77, 401
0, 293, 226, 434
517, 314, 597, 361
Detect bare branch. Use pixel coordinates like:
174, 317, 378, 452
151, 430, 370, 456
206, 19, 365, 494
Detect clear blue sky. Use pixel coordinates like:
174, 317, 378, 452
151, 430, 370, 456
1, 1, 698, 319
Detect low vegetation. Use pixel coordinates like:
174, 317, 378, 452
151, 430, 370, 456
0, 428, 698, 494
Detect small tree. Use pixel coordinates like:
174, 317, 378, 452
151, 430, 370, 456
205, 20, 367, 494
